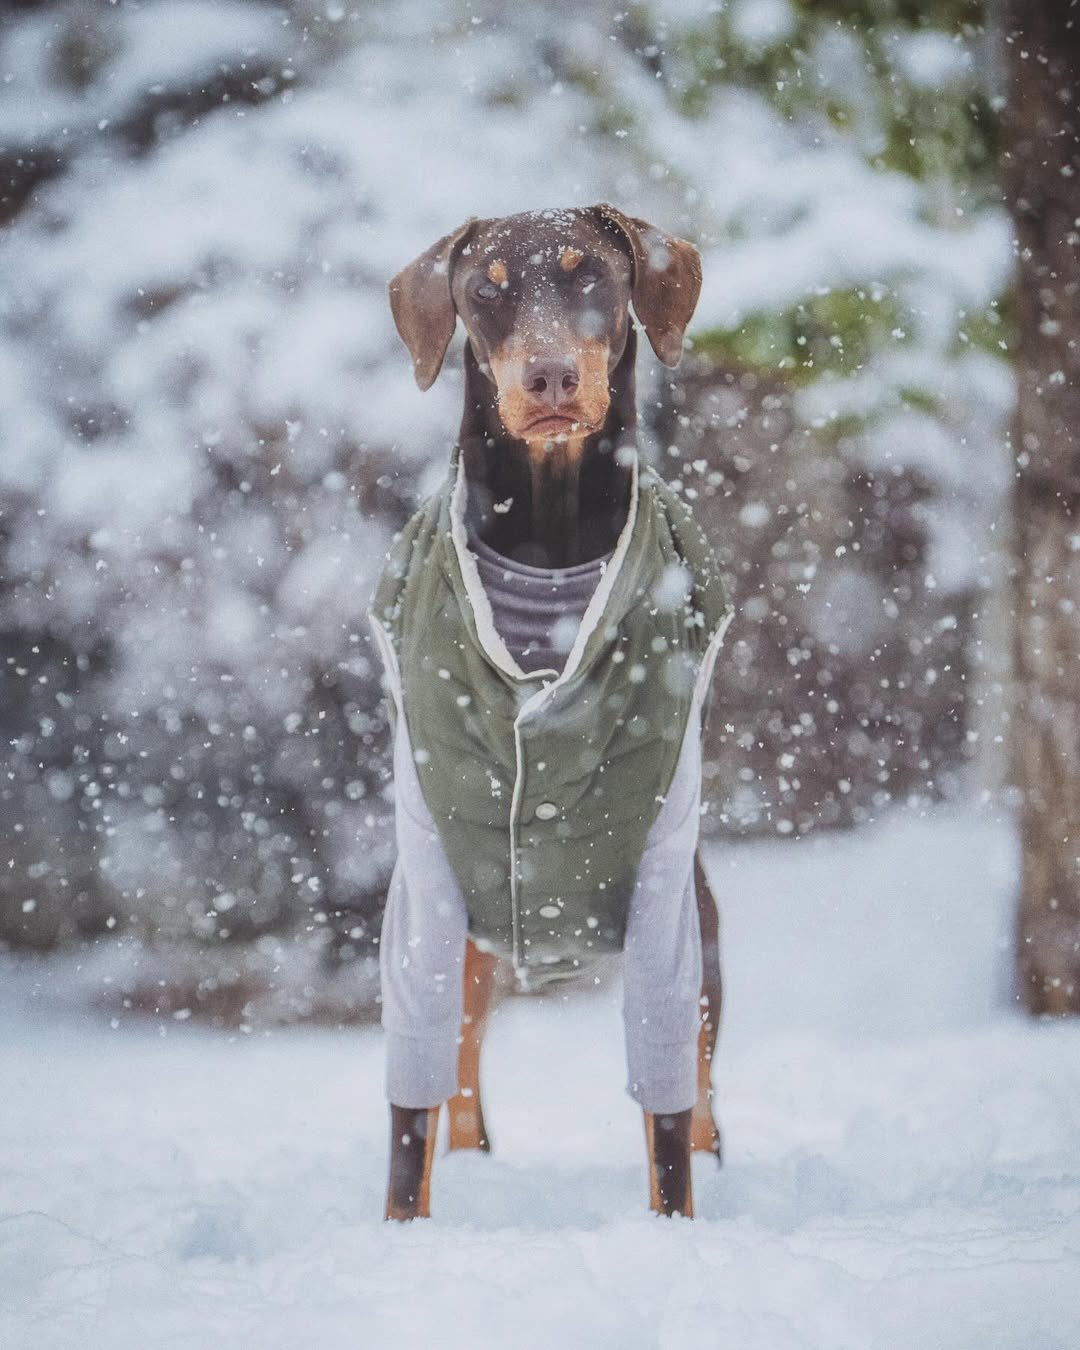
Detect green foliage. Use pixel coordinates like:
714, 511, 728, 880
953, 298, 1012, 357
669, 15, 814, 122
898, 387, 942, 415
874, 87, 999, 183
790, 0, 984, 31
690, 286, 907, 383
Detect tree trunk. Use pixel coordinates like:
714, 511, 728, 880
1003, 0, 1080, 1013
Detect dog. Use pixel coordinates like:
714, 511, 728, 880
370, 205, 732, 1220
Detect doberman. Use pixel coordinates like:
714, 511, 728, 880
383, 205, 723, 1220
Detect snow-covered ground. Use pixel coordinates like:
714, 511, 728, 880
3, 808, 1079, 1349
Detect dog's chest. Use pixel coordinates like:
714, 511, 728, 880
467, 532, 609, 676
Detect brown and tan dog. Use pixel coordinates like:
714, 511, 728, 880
384, 205, 722, 1220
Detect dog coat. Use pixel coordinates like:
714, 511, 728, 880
369, 449, 732, 979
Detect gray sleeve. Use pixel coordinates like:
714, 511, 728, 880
621, 701, 705, 1114
378, 718, 468, 1108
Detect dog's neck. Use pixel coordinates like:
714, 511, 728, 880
458, 329, 638, 568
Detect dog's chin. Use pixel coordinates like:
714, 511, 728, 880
525, 417, 588, 441
501, 411, 605, 444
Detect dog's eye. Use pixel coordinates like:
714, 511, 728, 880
577, 270, 602, 293
474, 281, 501, 302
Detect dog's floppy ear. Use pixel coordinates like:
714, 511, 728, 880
388, 218, 477, 390
591, 204, 702, 367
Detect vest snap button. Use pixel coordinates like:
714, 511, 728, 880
534, 801, 558, 821
538, 904, 561, 919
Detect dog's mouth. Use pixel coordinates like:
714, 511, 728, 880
521, 412, 591, 438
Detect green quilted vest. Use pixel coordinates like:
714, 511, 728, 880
369, 451, 732, 983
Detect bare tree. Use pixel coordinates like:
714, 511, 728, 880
1003, 0, 1080, 1013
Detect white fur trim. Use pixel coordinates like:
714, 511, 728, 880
693, 606, 734, 710
368, 613, 404, 718
449, 460, 535, 681
548, 452, 639, 693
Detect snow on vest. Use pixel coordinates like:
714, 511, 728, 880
369, 450, 733, 981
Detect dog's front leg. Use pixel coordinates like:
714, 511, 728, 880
644, 1108, 694, 1217
447, 939, 498, 1152
691, 850, 724, 1161
385, 1104, 439, 1221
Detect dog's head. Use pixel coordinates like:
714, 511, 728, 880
389, 206, 702, 447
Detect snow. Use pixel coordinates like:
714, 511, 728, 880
892, 32, 976, 91
695, 178, 1012, 332
0, 2, 287, 142
4, 808, 1079, 1349
729, 0, 797, 50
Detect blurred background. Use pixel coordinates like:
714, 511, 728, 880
0, 0, 1017, 1022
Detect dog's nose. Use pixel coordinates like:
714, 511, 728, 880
522, 355, 580, 409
